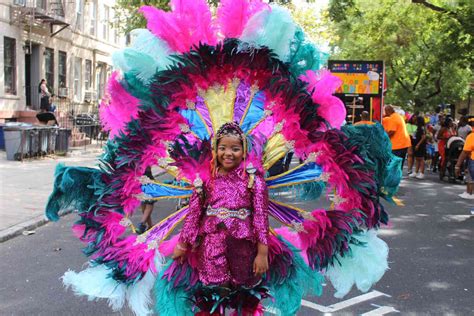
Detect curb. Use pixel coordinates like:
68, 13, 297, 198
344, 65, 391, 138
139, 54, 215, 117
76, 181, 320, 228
0, 209, 73, 243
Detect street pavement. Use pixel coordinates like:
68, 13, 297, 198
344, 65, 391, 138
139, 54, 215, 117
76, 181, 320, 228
0, 146, 102, 242
0, 151, 473, 315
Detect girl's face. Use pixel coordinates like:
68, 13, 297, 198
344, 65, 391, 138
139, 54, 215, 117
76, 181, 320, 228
217, 135, 244, 172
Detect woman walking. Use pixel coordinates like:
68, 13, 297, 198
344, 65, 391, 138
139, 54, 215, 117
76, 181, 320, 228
409, 115, 427, 179
437, 117, 456, 179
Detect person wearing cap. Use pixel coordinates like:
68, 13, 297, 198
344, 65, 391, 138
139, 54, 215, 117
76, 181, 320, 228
383, 105, 411, 171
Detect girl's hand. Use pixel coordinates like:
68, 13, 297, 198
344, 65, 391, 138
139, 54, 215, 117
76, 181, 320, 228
171, 243, 187, 262
253, 253, 269, 276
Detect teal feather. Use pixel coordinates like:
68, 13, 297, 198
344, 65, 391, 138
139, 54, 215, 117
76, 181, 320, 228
45, 164, 103, 221
265, 237, 323, 315
342, 123, 402, 201
288, 27, 330, 77
130, 29, 173, 70
325, 230, 389, 298
240, 5, 296, 62
154, 261, 194, 316
113, 49, 159, 84
122, 72, 152, 103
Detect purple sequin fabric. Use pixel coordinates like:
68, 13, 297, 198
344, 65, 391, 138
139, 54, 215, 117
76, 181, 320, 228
179, 167, 269, 285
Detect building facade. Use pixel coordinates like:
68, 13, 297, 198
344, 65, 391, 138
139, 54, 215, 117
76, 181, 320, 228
0, 0, 125, 123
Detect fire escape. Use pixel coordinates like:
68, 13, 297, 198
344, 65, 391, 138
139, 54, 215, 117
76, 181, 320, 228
11, 0, 69, 37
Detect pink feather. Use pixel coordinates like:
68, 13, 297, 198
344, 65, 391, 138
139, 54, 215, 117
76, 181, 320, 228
300, 70, 346, 129
159, 234, 180, 257
99, 71, 140, 138
217, 0, 268, 38
140, 0, 217, 53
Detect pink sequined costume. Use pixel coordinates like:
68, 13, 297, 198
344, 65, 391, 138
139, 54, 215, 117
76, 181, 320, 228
179, 167, 269, 286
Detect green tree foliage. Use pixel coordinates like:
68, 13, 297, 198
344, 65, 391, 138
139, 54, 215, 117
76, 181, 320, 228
287, 2, 331, 45
327, 0, 473, 111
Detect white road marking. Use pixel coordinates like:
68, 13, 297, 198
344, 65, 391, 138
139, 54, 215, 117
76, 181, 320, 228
265, 290, 394, 314
301, 291, 390, 312
361, 305, 400, 315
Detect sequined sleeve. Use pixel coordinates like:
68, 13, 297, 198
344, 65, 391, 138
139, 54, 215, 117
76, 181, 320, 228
179, 190, 203, 246
252, 173, 269, 245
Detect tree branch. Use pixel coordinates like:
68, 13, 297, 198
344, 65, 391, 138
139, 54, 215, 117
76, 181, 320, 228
390, 63, 411, 92
425, 69, 443, 99
411, 0, 449, 13
412, 68, 423, 91
411, 0, 460, 22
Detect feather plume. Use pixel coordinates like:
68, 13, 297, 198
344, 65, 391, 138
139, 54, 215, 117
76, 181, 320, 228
99, 71, 140, 138
300, 70, 346, 129
217, 0, 268, 39
140, 0, 217, 53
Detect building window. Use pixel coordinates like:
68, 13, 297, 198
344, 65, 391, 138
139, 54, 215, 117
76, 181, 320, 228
36, 0, 46, 10
103, 5, 109, 41
89, 1, 96, 36
76, 0, 84, 31
45, 48, 54, 91
85, 59, 92, 91
58, 51, 67, 89
4, 37, 16, 95
74, 57, 82, 101
114, 29, 120, 45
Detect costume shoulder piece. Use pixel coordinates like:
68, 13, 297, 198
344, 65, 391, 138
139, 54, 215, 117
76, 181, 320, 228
45, 0, 402, 315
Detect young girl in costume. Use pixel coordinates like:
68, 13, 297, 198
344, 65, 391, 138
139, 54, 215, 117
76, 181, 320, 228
45, 1, 402, 315
172, 122, 269, 314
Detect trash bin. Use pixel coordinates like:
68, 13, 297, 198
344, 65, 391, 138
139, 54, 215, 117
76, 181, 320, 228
4, 123, 32, 161
28, 128, 40, 157
55, 128, 71, 155
0, 124, 5, 150
37, 126, 50, 155
48, 126, 59, 154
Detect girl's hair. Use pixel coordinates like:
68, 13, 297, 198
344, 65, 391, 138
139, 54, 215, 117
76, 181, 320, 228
211, 122, 247, 175
444, 117, 453, 127
38, 79, 46, 93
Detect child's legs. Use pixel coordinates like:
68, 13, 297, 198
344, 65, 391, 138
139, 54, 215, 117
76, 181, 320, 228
225, 237, 258, 286
145, 203, 154, 227
140, 202, 154, 227
199, 231, 230, 285
415, 157, 425, 173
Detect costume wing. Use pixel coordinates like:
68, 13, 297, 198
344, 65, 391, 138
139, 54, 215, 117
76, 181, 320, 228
45, 1, 401, 315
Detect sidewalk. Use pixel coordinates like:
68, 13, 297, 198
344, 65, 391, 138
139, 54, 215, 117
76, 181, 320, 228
0, 144, 104, 242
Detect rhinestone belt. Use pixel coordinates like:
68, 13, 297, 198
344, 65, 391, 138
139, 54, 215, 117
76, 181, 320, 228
206, 206, 251, 220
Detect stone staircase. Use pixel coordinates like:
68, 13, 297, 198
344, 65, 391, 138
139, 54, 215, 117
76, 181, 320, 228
55, 111, 91, 147
70, 127, 91, 147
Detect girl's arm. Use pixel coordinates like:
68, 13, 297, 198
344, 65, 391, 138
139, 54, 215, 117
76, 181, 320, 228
251, 173, 269, 275
176, 190, 203, 251
416, 129, 427, 148
252, 173, 269, 246
436, 127, 445, 141
41, 84, 51, 96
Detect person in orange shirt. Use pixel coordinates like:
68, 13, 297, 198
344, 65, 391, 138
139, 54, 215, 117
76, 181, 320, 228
354, 111, 375, 126
382, 105, 412, 170
455, 122, 474, 199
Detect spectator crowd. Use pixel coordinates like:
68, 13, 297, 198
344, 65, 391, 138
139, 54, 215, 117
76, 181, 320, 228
379, 105, 474, 200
